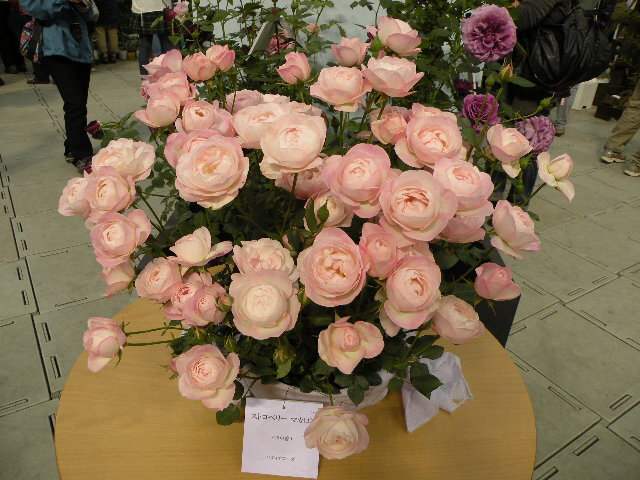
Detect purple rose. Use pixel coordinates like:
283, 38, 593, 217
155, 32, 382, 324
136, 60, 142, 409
454, 78, 474, 96
461, 94, 500, 132
462, 5, 517, 63
516, 116, 555, 154
85, 120, 103, 139
163, 7, 177, 23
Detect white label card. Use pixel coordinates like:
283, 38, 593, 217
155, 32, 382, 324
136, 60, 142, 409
241, 397, 323, 479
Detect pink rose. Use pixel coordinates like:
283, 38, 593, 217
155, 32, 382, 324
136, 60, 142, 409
259, 113, 326, 179
358, 222, 405, 279
361, 56, 424, 98
164, 129, 219, 168
262, 93, 290, 104
322, 144, 390, 218
225, 89, 263, 114
304, 190, 354, 229
176, 100, 235, 136
331, 37, 369, 67
182, 283, 228, 327
156, 71, 195, 104
174, 345, 240, 410
318, 317, 383, 374
229, 271, 300, 340
298, 227, 369, 307
395, 112, 464, 168
83, 317, 126, 372
232, 238, 298, 281
379, 170, 458, 242
310, 66, 372, 112
287, 101, 323, 117
276, 52, 311, 84
83, 166, 136, 223
439, 214, 486, 243
432, 295, 485, 344
135, 257, 182, 302
232, 102, 289, 149
304, 406, 369, 459
486, 124, 532, 177
58, 176, 89, 217
163, 271, 212, 321
168, 226, 232, 267
100, 261, 135, 297
433, 158, 494, 216
275, 160, 327, 200
376, 16, 421, 56
175, 136, 249, 209
490, 200, 541, 259
173, 1, 189, 18
206, 44, 235, 72
142, 49, 182, 80
90, 209, 151, 268
91, 138, 156, 182
474, 263, 521, 301
537, 152, 575, 201
182, 52, 217, 81
382, 255, 441, 329
135, 94, 181, 128
370, 106, 410, 145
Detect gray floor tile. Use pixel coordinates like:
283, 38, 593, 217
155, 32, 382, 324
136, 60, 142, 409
590, 203, 640, 244
0, 217, 18, 263
538, 177, 620, 216
574, 164, 640, 202
0, 186, 14, 216
0, 259, 37, 320
620, 262, 640, 283
8, 177, 71, 216
0, 399, 59, 480
608, 401, 640, 452
0, 153, 75, 186
512, 272, 560, 322
533, 424, 640, 480
508, 305, 640, 422
12, 211, 89, 257
0, 316, 50, 416
528, 196, 583, 233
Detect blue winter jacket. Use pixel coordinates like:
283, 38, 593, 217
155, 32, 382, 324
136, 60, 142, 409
20, 0, 98, 64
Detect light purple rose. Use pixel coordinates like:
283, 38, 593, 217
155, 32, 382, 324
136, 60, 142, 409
516, 116, 556, 154
461, 94, 500, 132
462, 5, 517, 63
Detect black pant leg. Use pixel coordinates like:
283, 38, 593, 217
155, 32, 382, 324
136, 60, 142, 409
32, 60, 49, 81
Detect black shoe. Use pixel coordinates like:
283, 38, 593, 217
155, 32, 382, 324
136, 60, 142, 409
17, 64, 27, 73
109, 52, 117, 64
5, 65, 18, 74
0, 78, 4, 86
27, 77, 50, 85
64, 151, 75, 163
100, 53, 109, 64
73, 156, 92, 174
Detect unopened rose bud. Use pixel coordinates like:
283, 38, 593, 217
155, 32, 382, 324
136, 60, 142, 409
500, 64, 514, 83
217, 294, 233, 312
485, 74, 496, 88
163, 7, 177, 22
539, 96, 552, 110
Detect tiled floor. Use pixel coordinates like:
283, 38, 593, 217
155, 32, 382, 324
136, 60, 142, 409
1, 62, 639, 479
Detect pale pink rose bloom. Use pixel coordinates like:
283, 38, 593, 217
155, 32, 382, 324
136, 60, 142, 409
490, 200, 541, 259
331, 37, 369, 67
174, 344, 240, 410
432, 295, 485, 344
358, 222, 405, 279
90, 209, 150, 268
175, 136, 249, 209
298, 227, 369, 307
168, 226, 232, 267
142, 49, 182, 80
370, 106, 410, 145
58, 176, 90, 217
262, 94, 290, 104
91, 138, 156, 182
486, 124, 532, 177
163, 271, 213, 321
537, 152, 575, 201
410, 103, 460, 123
304, 190, 354, 229
318, 317, 384, 374
135, 257, 182, 302
379, 170, 458, 242
140, 80, 152, 100
182, 52, 217, 81
83, 166, 136, 223
155, 71, 195, 104
182, 283, 228, 327
376, 16, 421, 56
304, 406, 369, 459
176, 100, 235, 136
322, 144, 390, 218
433, 158, 494, 217
259, 113, 326, 179
232, 238, 299, 282
229, 271, 301, 340
205, 44, 235, 72
225, 89, 263, 114
287, 101, 323, 117
383, 255, 441, 329
310, 66, 372, 112
164, 129, 219, 168
83, 317, 127, 372
135, 94, 181, 128
400, 241, 436, 263
474, 263, 521, 301
100, 261, 135, 297
173, 1, 189, 17
275, 160, 327, 200
439, 214, 486, 243
394, 112, 464, 168
361, 56, 424, 98
232, 102, 289, 149
276, 52, 312, 84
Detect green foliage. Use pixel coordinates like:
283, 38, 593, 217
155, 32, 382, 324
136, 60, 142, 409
216, 403, 241, 425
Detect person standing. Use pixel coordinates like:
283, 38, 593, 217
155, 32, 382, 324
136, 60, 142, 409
0, 0, 27, 73
129, 0, 173, 75
553, 84, 579, 136
20, 0, 98, 172
95, 0, 121, 64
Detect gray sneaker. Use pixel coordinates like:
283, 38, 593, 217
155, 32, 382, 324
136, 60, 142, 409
601, 150, 626, 163
624, 161, 640, 177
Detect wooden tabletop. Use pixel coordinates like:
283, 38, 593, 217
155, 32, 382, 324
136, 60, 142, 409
55, 298, 536, 480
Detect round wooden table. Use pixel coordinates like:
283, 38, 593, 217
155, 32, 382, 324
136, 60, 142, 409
55, 299, 536, 479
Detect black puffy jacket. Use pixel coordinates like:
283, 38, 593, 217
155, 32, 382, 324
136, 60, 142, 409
95, 0, 122, 26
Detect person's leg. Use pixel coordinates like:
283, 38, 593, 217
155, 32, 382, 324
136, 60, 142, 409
159, 34, 174, 54
603, 79, 640, 161
107, 27, 119, 53
96, 26, 108, 55
624, 152, 640, 177
27, 60, 51, 84
138, 35, 152, 74
0, 3, 18, 72
554, 85, 578, 134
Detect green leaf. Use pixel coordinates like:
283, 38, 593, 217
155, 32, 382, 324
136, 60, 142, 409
216, 403, 241, 425
316, 201, 330, 225
354, 375, 369, 389
299, 376, 315, 393
528, 211, 540, 221
511, 75, 536, 88
422, 345, 445, 360
334, 372, 353, 387
287, 230, 301, 252
365, 370, 382, 386
411, 374, 442, 399
452, 282, 477, 303
412, 335, 438, 353
304, 198, 318, 232
387, 377, 404, 391
233, 381, 244, 400
410, 361, 430, 379
434, 248, 460, 270
251, 365, 277, 376
276, 359, 292, 379
313, 359, 335, 376
118, 128, 139, 139
347, 384, 365, 406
